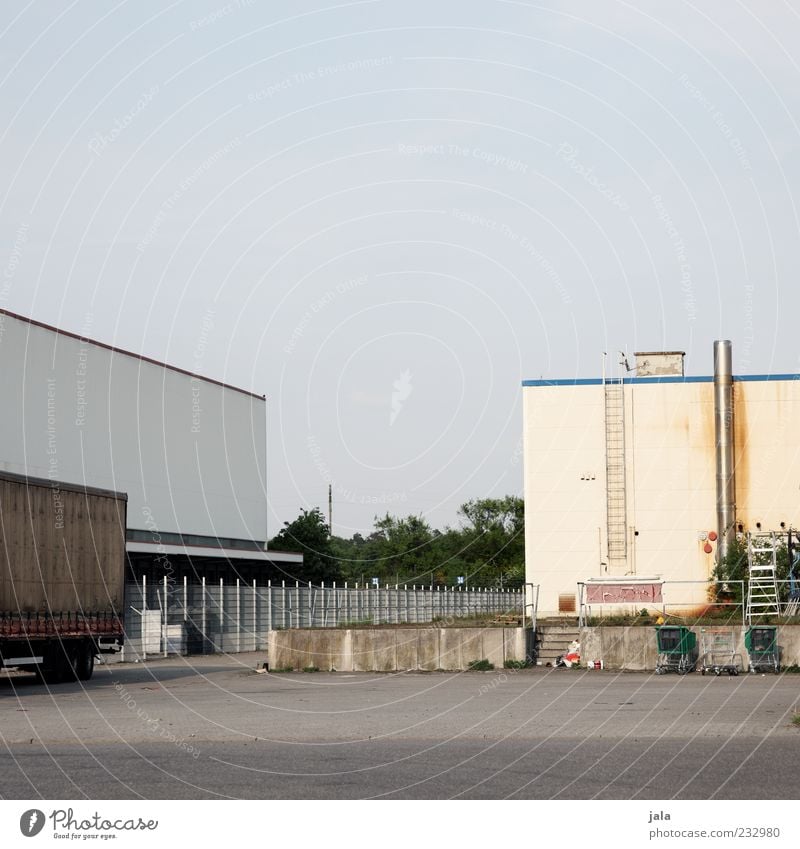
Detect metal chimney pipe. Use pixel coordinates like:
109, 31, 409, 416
713, 340, 736, 561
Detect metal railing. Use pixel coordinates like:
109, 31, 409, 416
578, 580, 746, 627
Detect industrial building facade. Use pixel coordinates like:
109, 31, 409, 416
0, 308, 302, 589
522, 346, 800, 616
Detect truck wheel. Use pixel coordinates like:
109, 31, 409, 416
54, 644, 80, 683
76, 645, 95, 681
36, 665, 63, 684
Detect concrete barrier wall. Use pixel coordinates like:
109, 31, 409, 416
581, 625, 800, 671
268, 627, 526, 671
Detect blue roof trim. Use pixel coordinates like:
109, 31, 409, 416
733, 373, 800, 382
521, 373, 800, 387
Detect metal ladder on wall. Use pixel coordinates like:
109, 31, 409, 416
745, 532, 781, 622
604, 379, 627, 569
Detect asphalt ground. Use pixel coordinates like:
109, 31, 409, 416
1, 653, 798, 799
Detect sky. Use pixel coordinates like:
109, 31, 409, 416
2, 0, 800, 537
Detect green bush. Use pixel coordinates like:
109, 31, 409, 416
467, 659, 494, 671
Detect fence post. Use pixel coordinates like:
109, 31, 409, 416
142, 575, 147, 662
162, 575, 168, 657
236, 579, 241, 653
201, 576, 206, 656
252, 579, 257, 651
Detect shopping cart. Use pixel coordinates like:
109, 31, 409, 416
655, 626, 697, 674
699, 628, 743, 676
745, 626, 779, 674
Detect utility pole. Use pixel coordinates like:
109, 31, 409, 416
328, 483, 333, 537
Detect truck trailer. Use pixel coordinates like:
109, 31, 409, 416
0, 470, 127, 682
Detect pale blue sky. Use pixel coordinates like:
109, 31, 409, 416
2, 1, 799, 535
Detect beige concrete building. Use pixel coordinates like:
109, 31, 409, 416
522, 347, 800, 616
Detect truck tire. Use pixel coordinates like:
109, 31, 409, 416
38, 644, 79, 684
76, 645, 95, 681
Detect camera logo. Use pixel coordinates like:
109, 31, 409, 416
19, 809, 46, 837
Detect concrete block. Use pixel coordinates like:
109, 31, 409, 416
352, 629, 396, 671
580, 628, 603, 666
777, 625, 800, 667
416, 628, 439, 670
395, 629, 418, 670
306, 630, 347, 671
482, 629, 505, 668
439, 629, 464, 670
622, 626, 650, 671
460, 629, 484, 668
601, 627, 626, 669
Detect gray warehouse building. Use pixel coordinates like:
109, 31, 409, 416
0, 308, 301, 653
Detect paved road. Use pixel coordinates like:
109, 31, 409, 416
2, 654, 798, 799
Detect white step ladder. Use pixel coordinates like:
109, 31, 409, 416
745, 532, 781, 623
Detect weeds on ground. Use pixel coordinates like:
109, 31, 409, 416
467, 659, 494, 671
503, 660, 531, 669
303, 666, 320, 673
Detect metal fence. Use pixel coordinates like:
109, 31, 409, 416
575, 579, 800, 625
121, 578, 525, 660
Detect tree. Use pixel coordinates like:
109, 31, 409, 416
456, 496, 525, 587
269, 507, 339, 584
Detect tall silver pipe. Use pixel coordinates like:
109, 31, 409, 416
713, 340, 736, 561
